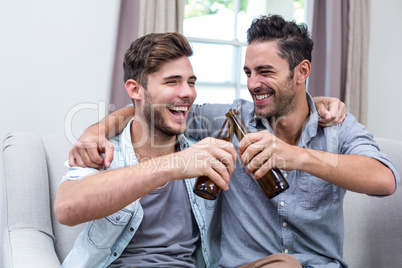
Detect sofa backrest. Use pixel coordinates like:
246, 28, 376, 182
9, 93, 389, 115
2, 132, 84, 263
41, 134, 85, 261
343, 137, 402, 267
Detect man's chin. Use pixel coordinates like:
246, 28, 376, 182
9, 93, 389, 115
163, 124, 187, 136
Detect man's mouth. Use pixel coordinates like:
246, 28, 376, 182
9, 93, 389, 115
168, 106, 188, 119
254, 93, 273, 101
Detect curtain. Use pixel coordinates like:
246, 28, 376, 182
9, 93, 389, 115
108, 0, 140, 111
138, 0, 185, 36
108, 0, 185, 111
308, 0, 371, 124
345, 0, 370, 125
308, 0, 349, 101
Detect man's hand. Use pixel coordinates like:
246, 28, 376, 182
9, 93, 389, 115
314, 96, 346, 127
237, 131, 303, 179
177, 137, 237, 191
69, 124, 114, 169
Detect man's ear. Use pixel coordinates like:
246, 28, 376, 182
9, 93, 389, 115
296, 60, 311, 84
125, 79, 142, 100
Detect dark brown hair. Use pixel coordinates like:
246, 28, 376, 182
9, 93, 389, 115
247, 14, 314, 71
123, 32, 193, 88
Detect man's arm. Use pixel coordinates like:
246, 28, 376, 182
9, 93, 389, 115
238, 130, 396, 196
55, 137, 237, 226
69, 105, 134, 169
69, 97, 345, 169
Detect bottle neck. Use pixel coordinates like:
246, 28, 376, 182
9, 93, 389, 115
226, 109, 250, 142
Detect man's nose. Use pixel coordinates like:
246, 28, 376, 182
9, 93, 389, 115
179, 84, 195, 99
247, 74, 261, 90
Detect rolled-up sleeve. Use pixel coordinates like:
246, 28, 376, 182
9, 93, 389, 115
338, 114, 400, 188
59, 161, 101, 185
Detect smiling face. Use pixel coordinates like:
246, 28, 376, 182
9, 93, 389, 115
140, 56, 197, 137
244, 41, 298, 119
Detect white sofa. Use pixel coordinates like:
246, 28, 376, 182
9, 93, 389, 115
1, 132, 401, 267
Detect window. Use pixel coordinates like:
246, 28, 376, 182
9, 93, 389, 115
183, 0, 309, 104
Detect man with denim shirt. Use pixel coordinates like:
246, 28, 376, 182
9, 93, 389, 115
194, 15, 397, 267
67, 15, 400, 268
54, 32, 239, 268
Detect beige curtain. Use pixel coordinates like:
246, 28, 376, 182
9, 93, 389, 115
109, 0, 185, 111
138, 0, 185, 36
308, 0, 349, 101
109, 0, 140, 111
345, 0, 371, 125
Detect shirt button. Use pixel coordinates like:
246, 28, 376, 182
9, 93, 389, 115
130, 227, 134, 232
284, 173, 288, 178
283, 222, 288, 227
115, 216, 120, 221
280, 201, 285, 207
113, 252, 117, 256
284, 249, 289, 254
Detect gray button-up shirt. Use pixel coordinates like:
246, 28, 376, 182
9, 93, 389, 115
186, 93, 400, 268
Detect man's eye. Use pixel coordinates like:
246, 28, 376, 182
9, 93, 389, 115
166, 80, 177, 84
261, 70, 272, 75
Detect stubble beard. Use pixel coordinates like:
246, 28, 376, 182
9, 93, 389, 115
255, 75, 297, 120
143, 90, 186, 138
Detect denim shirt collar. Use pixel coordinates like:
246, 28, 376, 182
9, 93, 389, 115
121, 118, 190, 167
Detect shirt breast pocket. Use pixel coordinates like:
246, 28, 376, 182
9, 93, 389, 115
88, 209, 133, 249
298, 173, 335, 209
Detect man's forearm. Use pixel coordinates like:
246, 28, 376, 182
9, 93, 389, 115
100, 105, 134, 139
301, 150, 396, 195
93, 106, 134, 139
55, 155, 177, 226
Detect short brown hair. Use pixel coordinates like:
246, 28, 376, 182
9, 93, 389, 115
123, 32, 193, 88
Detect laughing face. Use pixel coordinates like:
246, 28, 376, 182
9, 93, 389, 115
244, 41, 297, 119
141, 56, 197, 137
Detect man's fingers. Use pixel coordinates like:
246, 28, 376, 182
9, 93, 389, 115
72, 149, 86, 168
87, 148, 105, 165
76, 147, 103, 169
101, 141, 115, 168
69, 148, 78, 167
207, 158, 230, 191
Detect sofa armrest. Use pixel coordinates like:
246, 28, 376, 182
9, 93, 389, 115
8, 229, 60, 267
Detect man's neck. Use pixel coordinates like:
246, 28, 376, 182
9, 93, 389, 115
269, 95, 310, 146
130, 120, 177, 161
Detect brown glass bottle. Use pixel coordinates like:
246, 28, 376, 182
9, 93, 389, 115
193, 118, 234, 200
225, 109, 289, 199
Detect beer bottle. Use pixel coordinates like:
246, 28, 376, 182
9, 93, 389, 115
193, 118, 234, 200
225, 109, 289, 199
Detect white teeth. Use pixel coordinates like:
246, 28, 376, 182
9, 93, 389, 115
255, 94, 270, 100
169, 106, 188, 112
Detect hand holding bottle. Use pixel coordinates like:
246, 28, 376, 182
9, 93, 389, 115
226, 109, 289, 199
181, 136, 236, 196
237, 130, 302, 179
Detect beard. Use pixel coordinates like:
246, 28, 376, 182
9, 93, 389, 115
255, 75, 297, 119
142, 90, 186, 137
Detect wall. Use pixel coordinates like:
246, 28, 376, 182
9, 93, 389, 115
0, 0, 120, 263
0, 0, 120, 147
367, 0, 402, 140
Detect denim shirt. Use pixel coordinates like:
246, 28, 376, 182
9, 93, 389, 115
186, 93, 400, 268
60, 119, 221, 268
